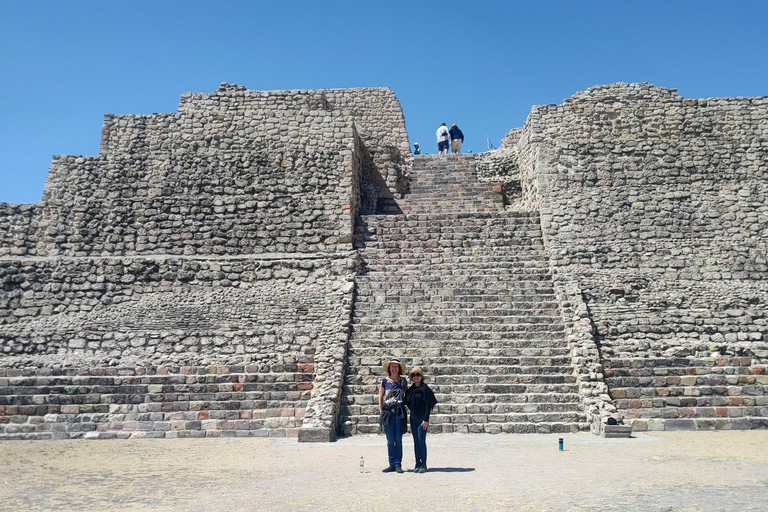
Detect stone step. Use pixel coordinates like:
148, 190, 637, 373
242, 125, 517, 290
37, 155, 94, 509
606, 373, 768, 388
347, 346, 572, 357
606, 356, 765, 368
609, 383, 767, 399
400, 190, 493, 198
360, 239, 544, 249
345, 374, 577, 386
620, 405, 768, 420
342, 382, 580, 395
354, 296, 559, 305
358, 262, 550, 273
613, 394, 768, 409
357, 225, 541, 236
353, 301, 559, 311
357, 216, 536, 229
341, 401, 583, 415
0, 394, 309, 410
355, 283, 557, 293
361, 211, 538, 222
359, 253, 549, 264
346, 355, 572, 366
353, 310, 561, 321
342, 391, 582, 407
394, 206, 502, 215
626, 417, 768, 433
352, 299, 560, 308
359, 269, 552, 279
348, 343, 570, 354
358, 253, 550, 264
351, 323, 564, 332
346, 411, 586, 425
346, 421, 587, 435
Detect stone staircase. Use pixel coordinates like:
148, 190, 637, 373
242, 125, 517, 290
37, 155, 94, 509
382, 154, 502, 214
339, 155, 588, 434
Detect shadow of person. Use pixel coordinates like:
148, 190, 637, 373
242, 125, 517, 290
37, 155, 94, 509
423, 467, 475, 473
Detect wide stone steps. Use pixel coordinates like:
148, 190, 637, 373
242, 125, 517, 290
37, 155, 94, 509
359, 221, 540, 231
350, 421, 586, 435
352, 308, 561, 319
358, 225, 541, 236
346, 355, 572, 366
352, 323, 564, 332
353, 300, 560, 309
358, 253, 550, 265
343, 381, 579, 397
352, 411, 585, 425
360, 263, 551, 274
602, 357, 768, 431
385, 155, 502, 214
347, 363, 575, 377
356, 283, 557, 293
359, 239, 543, 249
0, 368, 312, 440
340, 154, 587, 435
360, 269, 552, 279
348, 347, 572, 358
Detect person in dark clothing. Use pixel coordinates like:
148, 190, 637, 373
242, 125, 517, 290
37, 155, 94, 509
379, 358, 408, 473
449, 123, 464, 154
405, 366, 437, 473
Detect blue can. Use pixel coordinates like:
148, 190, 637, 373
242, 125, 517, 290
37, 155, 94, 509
558, 438, 564, 451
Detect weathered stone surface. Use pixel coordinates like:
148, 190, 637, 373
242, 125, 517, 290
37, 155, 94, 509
1, 82, 767, 439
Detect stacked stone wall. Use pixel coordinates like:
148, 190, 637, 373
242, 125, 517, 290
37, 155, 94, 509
509, 83, 768, 430
518, 84, 768, 358
178, 85, 411, 204
0, 83, 412, 439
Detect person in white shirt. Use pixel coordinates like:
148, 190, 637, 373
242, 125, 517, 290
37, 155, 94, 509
435, 123, 450, 155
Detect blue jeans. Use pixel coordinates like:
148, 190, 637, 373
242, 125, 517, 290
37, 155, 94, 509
411, 418, 428, 468
384, 418, 403, 467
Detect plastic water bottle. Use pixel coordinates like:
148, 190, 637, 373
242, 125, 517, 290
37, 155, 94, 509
558, 438, 564, 451
359, 456, 365, 473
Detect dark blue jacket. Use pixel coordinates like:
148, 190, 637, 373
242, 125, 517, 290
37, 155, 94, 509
449, 126, 464, 142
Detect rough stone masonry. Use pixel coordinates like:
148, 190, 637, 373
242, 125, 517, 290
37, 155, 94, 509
0, 82, 766, 441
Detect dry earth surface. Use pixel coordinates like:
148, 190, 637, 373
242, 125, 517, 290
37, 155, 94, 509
2, 431, 767, 511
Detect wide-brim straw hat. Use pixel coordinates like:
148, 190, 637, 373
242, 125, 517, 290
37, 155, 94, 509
408, 366, 424, 380
383, 358, 406, 375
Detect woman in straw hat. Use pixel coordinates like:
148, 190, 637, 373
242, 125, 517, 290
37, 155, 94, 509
405, 366, 437, 473
378, 358, 408, 473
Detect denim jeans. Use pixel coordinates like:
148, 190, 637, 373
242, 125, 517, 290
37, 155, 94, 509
384, 417, 403, 467
410, 418, 427, 468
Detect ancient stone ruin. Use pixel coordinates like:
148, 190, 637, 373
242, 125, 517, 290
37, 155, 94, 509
1, 82, 766, 441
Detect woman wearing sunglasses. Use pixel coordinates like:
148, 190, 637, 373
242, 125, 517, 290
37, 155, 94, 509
405, 366, 437, 473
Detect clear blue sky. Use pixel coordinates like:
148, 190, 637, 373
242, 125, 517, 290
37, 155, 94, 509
2, 1, 767, 203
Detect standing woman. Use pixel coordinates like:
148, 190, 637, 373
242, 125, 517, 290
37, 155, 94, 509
379, 358, 408, 473
405, 366, 437, 473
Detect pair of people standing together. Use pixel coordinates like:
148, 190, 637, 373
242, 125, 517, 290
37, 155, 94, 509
379, 358, 438, 473
435, 123, 464, 155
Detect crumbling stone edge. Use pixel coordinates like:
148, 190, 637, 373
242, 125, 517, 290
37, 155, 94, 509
298, 254, 361, 442
553, 277, 624, 435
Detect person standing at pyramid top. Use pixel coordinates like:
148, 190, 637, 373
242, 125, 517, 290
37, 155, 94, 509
436, 123, 450, 155
449, 123, 464, 154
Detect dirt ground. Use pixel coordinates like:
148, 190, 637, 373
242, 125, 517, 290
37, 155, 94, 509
2, 430, 767, 511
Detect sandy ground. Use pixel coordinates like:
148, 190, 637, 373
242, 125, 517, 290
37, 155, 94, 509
2, 431, 767, 511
